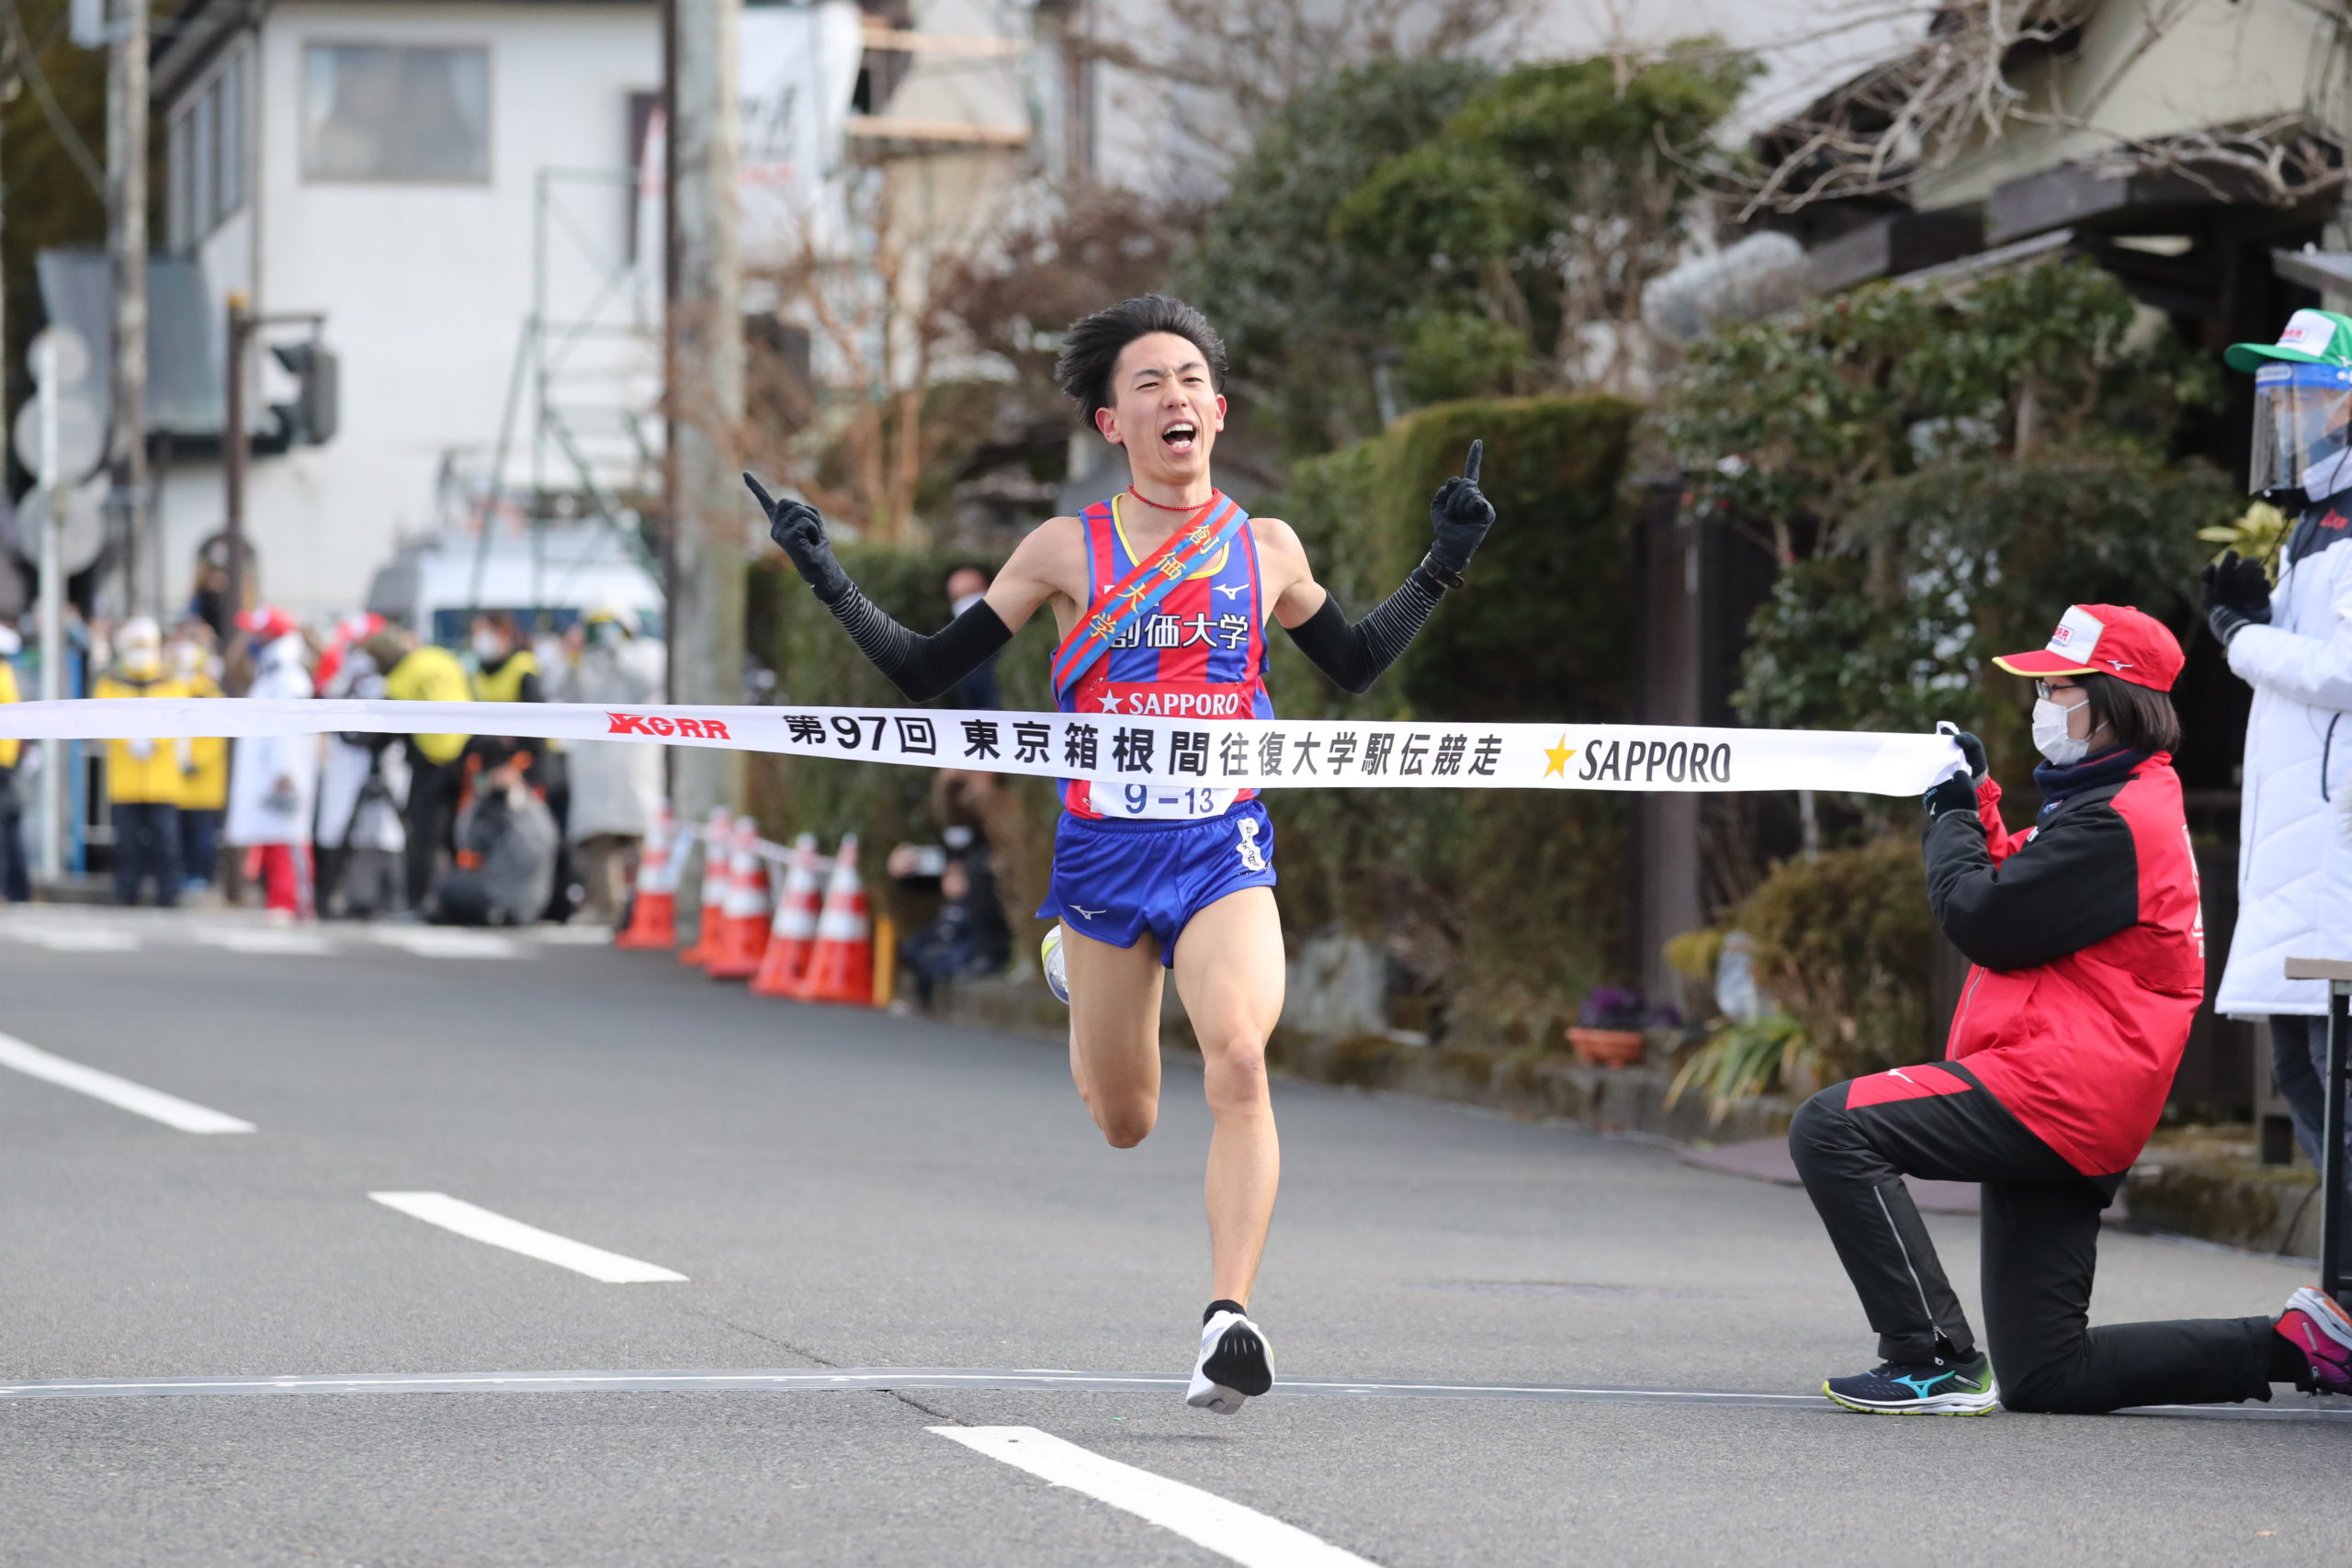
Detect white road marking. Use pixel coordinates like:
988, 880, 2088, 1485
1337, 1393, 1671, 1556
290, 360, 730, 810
5, 926, 141, 953
193, 928, 334, 956
932, 1426, 1379, 1568
371, 930, 524, 960
0, 1032, 254, 1134
368, 1191, 686, 1282
527, 925, 616, 946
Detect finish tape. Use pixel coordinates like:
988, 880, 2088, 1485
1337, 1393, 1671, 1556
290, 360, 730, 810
0, 697, 1962, 796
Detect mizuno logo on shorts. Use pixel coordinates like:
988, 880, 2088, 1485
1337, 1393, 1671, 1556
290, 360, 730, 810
1070, 905, 1105, 919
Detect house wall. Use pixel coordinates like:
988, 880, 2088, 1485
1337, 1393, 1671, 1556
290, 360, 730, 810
1917, 0, 2332, 210
156, 0, 660, 623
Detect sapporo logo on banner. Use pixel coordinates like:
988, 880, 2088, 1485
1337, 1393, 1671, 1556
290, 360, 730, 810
1568, 736, 1734, 786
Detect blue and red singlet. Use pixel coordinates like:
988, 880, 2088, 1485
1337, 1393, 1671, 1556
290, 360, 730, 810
1038, 492, 1281, 958
1058, 493, 1275, 821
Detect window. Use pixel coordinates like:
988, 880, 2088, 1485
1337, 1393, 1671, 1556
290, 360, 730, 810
302, 44, 490, 182
166, 48, 247, 251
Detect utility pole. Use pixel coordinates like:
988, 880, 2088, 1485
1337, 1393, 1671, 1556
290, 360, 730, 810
662, 0, 745, 825
223, 293, 250, 621
105, 0, 148, 615
34, 335, 65, 884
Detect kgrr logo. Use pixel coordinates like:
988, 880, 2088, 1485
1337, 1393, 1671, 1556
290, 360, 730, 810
607, 711, 732, 739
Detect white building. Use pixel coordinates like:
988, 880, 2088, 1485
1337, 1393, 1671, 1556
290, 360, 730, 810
149, 0, 666, 625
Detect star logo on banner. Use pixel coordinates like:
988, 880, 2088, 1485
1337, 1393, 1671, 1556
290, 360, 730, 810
1097, 694, 1124, 713
1544, 736, 1577, 777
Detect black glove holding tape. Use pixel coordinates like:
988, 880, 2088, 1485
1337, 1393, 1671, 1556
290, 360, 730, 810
2200, 548, 2272, 646
743, 471, 1007, 701
1923, 730, 1985, 818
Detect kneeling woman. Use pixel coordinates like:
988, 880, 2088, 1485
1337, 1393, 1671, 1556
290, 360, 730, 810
1792, 603, 2352, 1414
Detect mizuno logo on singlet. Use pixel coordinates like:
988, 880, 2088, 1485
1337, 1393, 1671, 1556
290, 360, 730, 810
1213, 581, 1249, 598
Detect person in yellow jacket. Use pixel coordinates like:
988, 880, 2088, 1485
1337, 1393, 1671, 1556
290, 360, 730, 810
170, 636, 229, 896
93, 617, 195, 906
359, 627, 472, 913
0, 624, 27, 902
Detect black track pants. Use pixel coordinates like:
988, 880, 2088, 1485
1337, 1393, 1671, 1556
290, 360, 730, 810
1788, 1061, 2277, 1413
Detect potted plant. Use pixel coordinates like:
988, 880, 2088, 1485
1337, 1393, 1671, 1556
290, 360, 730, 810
1566, 987, 1649, 1068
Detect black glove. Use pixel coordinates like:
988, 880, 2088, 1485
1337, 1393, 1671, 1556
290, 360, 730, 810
1952, 730, 1987, 784
1422, 440, 1494, 586
1924, 772, 1978, 819
744, 472, 850, 603
2200, 548, 2272, 646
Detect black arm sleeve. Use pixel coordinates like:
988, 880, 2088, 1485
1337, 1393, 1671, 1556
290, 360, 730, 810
1923, 800, 2141, 972
821, 585, 1014, 703
1280, 569, 1447, 694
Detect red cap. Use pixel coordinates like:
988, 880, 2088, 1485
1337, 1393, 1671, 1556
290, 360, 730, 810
1992, 604, 2184, 691
236, 604, 297, 642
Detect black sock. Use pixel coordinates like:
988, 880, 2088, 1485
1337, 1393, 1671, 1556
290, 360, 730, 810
1204, 1299, 1247, 1325
2268, 1323, 2308, 1383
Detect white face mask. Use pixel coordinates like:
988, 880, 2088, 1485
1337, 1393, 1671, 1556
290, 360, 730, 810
2031, 696, 2090, 765
471, 631, 502, 662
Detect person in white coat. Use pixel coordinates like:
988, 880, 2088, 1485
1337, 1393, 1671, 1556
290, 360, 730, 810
226, 608, 320, 919
548, 608, 666, 923
2207, 309, 2352, 1168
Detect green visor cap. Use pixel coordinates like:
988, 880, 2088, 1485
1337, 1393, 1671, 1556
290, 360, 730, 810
2226, 309, 2352, 372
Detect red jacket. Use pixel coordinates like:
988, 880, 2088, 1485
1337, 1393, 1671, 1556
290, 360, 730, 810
1928, 751, 2204, 1178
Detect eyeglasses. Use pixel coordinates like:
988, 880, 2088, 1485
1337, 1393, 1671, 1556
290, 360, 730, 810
2034, 681, 2087, 705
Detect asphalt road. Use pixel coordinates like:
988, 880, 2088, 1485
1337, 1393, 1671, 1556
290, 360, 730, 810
1, 905, 2346, 1567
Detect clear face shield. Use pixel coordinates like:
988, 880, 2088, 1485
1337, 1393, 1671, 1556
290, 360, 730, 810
2250, 362, 2352, 497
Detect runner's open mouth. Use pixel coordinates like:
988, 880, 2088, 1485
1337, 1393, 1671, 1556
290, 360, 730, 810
1162, 423, 1198, 452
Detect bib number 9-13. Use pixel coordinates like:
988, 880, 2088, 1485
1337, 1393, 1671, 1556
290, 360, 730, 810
1108, 784, 1238, 820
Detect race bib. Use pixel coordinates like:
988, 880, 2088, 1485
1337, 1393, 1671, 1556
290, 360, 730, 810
1096, 783, 1240, 820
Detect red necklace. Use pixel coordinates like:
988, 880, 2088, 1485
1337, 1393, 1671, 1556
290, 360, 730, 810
1125, 485, 1214, 513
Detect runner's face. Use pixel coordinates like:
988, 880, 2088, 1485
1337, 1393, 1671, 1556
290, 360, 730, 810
1096, 332, 1226, 489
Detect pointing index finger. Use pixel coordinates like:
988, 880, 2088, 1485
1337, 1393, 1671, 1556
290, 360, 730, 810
741, 471, 774, 510
1464, 439, 1483, 486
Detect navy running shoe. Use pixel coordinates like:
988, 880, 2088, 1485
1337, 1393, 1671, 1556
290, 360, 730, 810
1823, 1350, 1998, 1415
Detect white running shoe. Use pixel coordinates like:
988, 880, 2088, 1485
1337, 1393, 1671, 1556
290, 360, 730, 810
1041, 924, 1069, 1005
1186, 1308, 1274, 1415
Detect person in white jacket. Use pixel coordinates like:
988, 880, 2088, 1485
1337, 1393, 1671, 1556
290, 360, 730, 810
2206, 308, 2352, 1168
548, 608, 665, 924
225, 608, 320, 919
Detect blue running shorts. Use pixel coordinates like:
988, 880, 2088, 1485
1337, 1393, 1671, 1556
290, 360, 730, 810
1036, 799, 1276, 965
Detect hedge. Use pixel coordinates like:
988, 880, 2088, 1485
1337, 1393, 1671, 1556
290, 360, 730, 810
1262, 394, 1642, 1044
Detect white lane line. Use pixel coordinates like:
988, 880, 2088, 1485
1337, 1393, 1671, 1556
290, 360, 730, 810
527, 925, 616, 946
368, 1192, 686, 1283
0, 1032, 254, 1134
932, 1426, 1378, 1568
5, 926, 141, 953
371, 930, 524, 960
192, 928, 335, 956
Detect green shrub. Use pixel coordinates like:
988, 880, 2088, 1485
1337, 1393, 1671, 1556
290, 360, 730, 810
1668, 834, 1938, 1119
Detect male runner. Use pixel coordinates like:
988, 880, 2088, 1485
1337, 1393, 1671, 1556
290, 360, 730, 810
744, 293, 1494, 1413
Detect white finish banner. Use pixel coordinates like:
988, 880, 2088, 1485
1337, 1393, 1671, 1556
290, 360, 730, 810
0, 699, 1963, 797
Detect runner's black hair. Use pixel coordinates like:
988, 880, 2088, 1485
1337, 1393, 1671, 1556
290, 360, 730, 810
1056, 295, 1227, 423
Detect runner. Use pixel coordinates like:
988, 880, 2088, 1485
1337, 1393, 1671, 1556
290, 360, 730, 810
744, 293, 1495, 1414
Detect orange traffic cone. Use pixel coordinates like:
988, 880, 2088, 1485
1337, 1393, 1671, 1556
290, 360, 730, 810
790, 834, 874, 1006
615, 802, 679, 950
704, 820, 774, 980
750, 833, 829, 998
678, 807, 733, 967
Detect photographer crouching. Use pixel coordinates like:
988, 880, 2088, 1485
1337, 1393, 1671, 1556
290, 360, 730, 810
1789, 604, 2352, 1415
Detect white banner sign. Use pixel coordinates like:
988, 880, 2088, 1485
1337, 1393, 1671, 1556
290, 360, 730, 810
0, 698, 1963, 798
